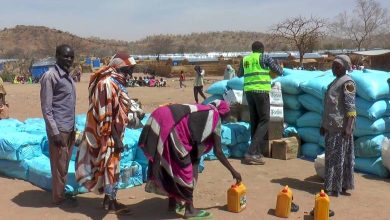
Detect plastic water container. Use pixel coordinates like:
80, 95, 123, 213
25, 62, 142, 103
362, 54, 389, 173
227, 182, 247, 213
314, 190, 330, 220
275, 185, 292, 218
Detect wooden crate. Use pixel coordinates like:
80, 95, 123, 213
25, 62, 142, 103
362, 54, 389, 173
271, 136, 300, 160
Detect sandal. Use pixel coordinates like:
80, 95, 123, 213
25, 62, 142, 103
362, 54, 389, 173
107, 199, 133, 215
168, 203, 186, 213
185, 210, 213, 220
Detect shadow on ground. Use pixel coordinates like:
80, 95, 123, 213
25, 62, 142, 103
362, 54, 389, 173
361, 173, 390, 183
270, 175, 323, 195
12, 190, 183, 220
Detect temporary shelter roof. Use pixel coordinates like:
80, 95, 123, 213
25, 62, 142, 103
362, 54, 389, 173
352, 49, 390, 56
32, 57, 56, 67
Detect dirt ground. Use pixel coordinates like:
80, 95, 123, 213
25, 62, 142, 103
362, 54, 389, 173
1, 73, 390, 220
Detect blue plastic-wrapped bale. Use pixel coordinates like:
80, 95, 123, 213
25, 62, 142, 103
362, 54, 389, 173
0, 118, 23, 128
221, 124, 235, 146
122, 128, 142, 163
301, 143, 324, 159
233, 122, 251, 143
298, 94, 323, 114
228, 142, 250, 158
283, 125, 298, 137
25, 155, 53, 190
296, 112, 322, 128
0, 131, 43, 161
282, 94, 302, 110
355, 116, 390, 137
221, 122, 250, 146
281, 68, 295, 76
75, 114, 87, 131
297, 127, 321, 144
354, 134, 390, 158
300, 72, 334, 100
118, 161, 143, 189
25, 155, 79, 191
227, 77, 244, 90
205, 80, 228, 95
202, 94, 223, 105
17, 118, 46, 135
350, 69, 390, 101
40, 136, 77, 161
203, 145, 230, 160
318, 136, 325, 147
134, 145, 149, 182
284, 109, 304, 125
273, 71, 323, 95
0, 159, 28, 180
356, 98, 390, 120
66, 161, 79, 192
199, 156, 205, 173
354, 157, 389, 178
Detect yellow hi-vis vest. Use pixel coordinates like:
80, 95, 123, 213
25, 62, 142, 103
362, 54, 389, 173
243, 52, 271, 92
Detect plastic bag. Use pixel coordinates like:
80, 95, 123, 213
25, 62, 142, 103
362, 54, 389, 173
381, 137, 390, 172
314, 153, 325, 179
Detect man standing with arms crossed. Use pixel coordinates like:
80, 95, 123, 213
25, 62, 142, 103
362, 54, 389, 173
40, 44, 77, 206
238, 41, 283, 165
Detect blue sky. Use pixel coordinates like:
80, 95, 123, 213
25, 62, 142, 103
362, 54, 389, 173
0, 0, 389, 41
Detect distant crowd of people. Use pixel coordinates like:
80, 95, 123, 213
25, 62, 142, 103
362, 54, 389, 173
127, 75, 167, 87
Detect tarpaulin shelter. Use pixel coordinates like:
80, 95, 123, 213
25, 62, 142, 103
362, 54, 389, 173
30, 57, 56, 81
353, 49, 390, 71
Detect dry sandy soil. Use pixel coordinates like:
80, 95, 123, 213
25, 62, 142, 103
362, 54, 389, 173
1, 74, 390, 220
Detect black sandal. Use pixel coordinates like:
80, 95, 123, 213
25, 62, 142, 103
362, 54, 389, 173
291, 202, 299, 212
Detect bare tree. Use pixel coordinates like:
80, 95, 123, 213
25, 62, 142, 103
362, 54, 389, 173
330, 0, 389, 51
147, 35, 174, 61
270, 16, 326, 66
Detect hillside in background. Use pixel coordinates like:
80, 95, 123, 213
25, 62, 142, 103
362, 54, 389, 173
0, 25, 129, 59
0, 25, 388, 59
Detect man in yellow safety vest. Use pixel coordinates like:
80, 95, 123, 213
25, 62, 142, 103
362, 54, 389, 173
238, 41, 283, 165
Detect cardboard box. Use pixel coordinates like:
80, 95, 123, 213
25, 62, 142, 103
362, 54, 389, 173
271, 136, 300, 160
268, 121, 283, 140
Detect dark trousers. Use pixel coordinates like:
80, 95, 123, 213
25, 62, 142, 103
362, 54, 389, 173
193, 86, 206, 103
48, 131, 75, 203
245, 92, 270, 156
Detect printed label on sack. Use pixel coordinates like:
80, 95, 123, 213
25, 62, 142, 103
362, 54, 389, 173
270, 106, 284, 121
270, 83, 283, 106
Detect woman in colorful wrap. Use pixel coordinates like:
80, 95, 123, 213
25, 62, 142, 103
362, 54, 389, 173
76, 52, 136, 214
320, 55, 356, 197
139, 100, 242, 219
